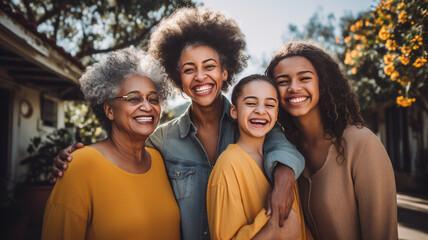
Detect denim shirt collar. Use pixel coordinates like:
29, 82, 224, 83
177, 95, 234, 139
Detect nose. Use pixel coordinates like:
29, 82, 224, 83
288, 79, 301, 92
254, 103, 266, 114
139, 98, 152, 111
194, 68, 206, 81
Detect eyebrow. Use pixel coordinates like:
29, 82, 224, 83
125, 90, 158, 95
243, 96, 277, 102
181, 58, 218, 69
274, 70, 314, 80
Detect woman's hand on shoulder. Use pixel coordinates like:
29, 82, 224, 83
50, 142, 85, 184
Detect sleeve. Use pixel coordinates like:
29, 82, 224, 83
41, 203, 87, 240
353, 132, 398, 240
263, 123, 305, 181
145, 125, 164, 150
207, 183, 269, 240
41, 151, 91, 240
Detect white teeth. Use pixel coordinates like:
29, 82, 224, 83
135, 117, 153, 122
289, 97, 307, 103
250, 119, 268, 124
194, 85, 213, 93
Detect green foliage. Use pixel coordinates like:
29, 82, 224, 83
20, 128, 74, 185
65, 101, 104, 145
8, 0, 198, 64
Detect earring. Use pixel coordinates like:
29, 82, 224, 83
181, 91, 189, 100
232, 114, 236, 119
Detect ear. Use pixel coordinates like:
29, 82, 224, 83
230, 104, 237, 120
104, 102, 114, 121
222, 69, 228, 81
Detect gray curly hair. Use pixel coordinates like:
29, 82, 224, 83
79, 47, 170, 134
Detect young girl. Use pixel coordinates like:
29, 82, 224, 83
266, 42, 398, 240
207, 74, 311, 240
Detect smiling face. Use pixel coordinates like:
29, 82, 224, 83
231, 80, 279, 139
179, 45, 228, 107
273, 56, 320, 119
106, 75, 161, 139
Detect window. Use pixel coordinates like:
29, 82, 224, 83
41, 97, 57, 127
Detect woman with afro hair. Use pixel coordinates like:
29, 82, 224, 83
146, 7, 304, 239
266, 41, 398, 240
52, 7, 304, 240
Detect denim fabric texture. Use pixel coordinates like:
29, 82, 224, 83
146, 95, 304, 240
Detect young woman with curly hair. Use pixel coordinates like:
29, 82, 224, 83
52, 8, 304, 240
266, 41, 398, 240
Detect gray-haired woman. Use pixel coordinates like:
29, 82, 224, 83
41, 47, 180, 240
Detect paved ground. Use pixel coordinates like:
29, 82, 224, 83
397, 193, 428, 240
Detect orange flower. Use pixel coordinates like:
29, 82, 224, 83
413, 58, 427, 68
365, 20, 370, 27
396, 96, 415, 107
399, 11, 408, 23
378, 26, 390, 40
399, 55, 410, 65
413, 45, 419, 50
354, 34, 361, 40
401, 46, 411, 54
344, 36, 352, 44
344, 52, 353, 65
351, 49, 359, 58
350, 25, 356, 32
397, 2, 405, 9
335, 37, 341, 44
385, 39, 397, 50
383, 54, 396, 64
351, 67, 358, 74
383, 63, 394, 75
390, 71, 399, 80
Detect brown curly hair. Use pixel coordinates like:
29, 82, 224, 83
265, 41, 364, 162
148, 7, 248, 91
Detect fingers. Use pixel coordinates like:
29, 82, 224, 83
266, 192, 272, 215
72, 142, 85, 151
52, 164, 63, 178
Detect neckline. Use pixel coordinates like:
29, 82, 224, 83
86, 146, 154, 176
233, 144, 271, 188
302, 143, 334, 180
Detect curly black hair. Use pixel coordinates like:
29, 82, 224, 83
265, 41, 364, 162
148, 7, 248, 91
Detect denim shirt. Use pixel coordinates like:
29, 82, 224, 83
146, 95, 304, 240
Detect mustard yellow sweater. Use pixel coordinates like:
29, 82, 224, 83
207, 144, 312, 240
42, 146, 180, 240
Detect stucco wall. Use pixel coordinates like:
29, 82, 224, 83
10, 85, 64, 181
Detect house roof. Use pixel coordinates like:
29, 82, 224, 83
0, 1, 84, 100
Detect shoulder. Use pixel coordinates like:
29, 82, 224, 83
67, 146, 104, 173
342, 125, 380, 148
215, 144, 245, 169
146, 147, 162, 160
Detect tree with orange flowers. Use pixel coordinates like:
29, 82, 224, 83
341, 0, 427, 110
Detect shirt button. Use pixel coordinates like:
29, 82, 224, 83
204, 231, 208, 235
176, 171, 181, 177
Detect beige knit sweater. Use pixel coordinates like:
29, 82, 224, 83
298, 125, 398, 240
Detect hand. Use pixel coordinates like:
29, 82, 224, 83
50, 142, 84, 184
253, 209, 299, 240
266, 164, 295, 227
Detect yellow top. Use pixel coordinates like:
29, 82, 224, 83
207, 144, 312, 240
42, 146, 180, 240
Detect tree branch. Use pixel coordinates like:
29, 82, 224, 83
76, 17, 162, 58
23, 0, 35, 22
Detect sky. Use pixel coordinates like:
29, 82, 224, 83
197, 0, 377, 75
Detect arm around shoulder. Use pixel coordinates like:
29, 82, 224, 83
263, 124, 304, 182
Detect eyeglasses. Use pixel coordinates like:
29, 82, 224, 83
112, 92, 160, 105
